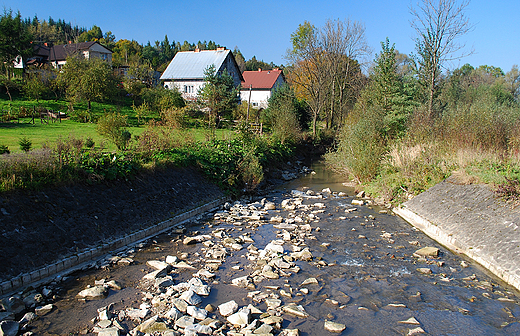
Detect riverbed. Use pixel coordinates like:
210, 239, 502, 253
25, 162, 520, 335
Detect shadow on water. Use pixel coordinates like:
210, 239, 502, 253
28, 161, 520, 335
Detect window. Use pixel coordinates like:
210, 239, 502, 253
184, 85, 194, 94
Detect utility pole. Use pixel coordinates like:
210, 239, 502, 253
246, 84, 252, 124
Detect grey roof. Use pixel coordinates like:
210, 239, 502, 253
160, 49, 231, 80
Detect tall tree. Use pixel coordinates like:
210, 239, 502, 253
410, 0, 473, 117
286, 19, 369, 136
0, 9, 32, 78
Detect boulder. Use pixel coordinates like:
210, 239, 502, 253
218, 300, 239, 317
413, 247, 440, 258
77, 286, 108, 299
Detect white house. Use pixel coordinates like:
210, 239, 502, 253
240, 69, 285, 109
160, 48, 243, 101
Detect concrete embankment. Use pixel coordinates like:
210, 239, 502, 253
394, 176, 520, 291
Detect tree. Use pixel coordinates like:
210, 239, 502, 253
410, 0, 473, 117
233, 47, 246, 72
112, 39, 143, 66
264, 84, 309, 143
286, 19, 369, 136
198, 65, 239, 129
57, 56, 119, 111
78, 25, 103, 42
0, 9, 32, 78
23, 72, 50, 102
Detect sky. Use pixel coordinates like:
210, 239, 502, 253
4, 0, 519, 73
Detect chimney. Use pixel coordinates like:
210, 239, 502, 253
216, 47, 225, 51
68, 41, 72, 44
258, 68, 262, 72
274, 68, 279, 71
195, 48, 200, 52
44, 43, 48, 47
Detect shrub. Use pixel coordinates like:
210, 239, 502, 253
97, 112, 131, 150
85, 137, 95, 149
19, 137, 32, 152
0, 145, 9, 154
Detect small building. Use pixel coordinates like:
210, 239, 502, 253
21, 41, 112, 69
240, 69, 285, 109
160, 48, 243, 101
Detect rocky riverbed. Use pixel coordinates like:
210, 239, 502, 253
2, 164, 520, 336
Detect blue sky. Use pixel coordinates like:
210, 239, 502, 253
4, 0, 519, 73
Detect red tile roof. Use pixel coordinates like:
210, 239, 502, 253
241, 69, 283, 89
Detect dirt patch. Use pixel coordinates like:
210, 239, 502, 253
0, 167, 224, 282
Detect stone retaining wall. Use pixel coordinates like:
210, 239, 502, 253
0, 197, 225, 297
393, 178, 520, 292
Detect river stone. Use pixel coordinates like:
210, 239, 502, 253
126, 308, 149, 320
273, 223, 298, 231
265, 298, 282, 309
171, 298, 188, 312
187, 306, 207, 320
413, 247, 439, 258
227, 307, 251, 326
136, 316, 168, 333
399, 317, 421, 325
324, 320, 346, 333
185, 323, 213, 335
77, 286, 108, 299
180, 289, 202, 305
164, 307, 182, 321
261, 315, 284, 325
301, 277, 318, 286
407, 326, 426, 335
232, 276, 250, 287
279, 329, 300, 336
146, 260, 170, 270
172, 261, 197, 270
35, 304, 54, 316
106, 280, 123, 290
255, 323, 274, 334
417, 268, 433, 275
218, 300, 239, 316
291, 248, 313, 261
175, 316, 195, 328
0, 321, 19, 336
97, 319, 112, 328
97, 327, 120, 336
283, 304, 308, 318
264, 202, 276, 210
265, 242, 285, 254
165, 255, 178, 264
19, 312, 37, 324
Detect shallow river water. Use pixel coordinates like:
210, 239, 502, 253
29, 162, 520, 335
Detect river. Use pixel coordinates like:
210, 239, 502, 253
27, 162, 520, 335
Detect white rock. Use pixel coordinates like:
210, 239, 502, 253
146, 260, 169, 270
35, 304, 54, 316
227, 307, 251, 326
180, 290, 202, 305
218, 300, 239, 316
187, 306, 207, 320
77, 286, 108, 299
282, 304, 308, 318
165, 255, 178, 265
164, 307, 182, 321
324, 320, 346, 333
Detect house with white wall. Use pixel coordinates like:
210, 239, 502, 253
19, 41, 112, 69
240, 69, 285, 109
160, 48, 243, 101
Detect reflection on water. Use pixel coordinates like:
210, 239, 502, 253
30, 161, 520, 335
